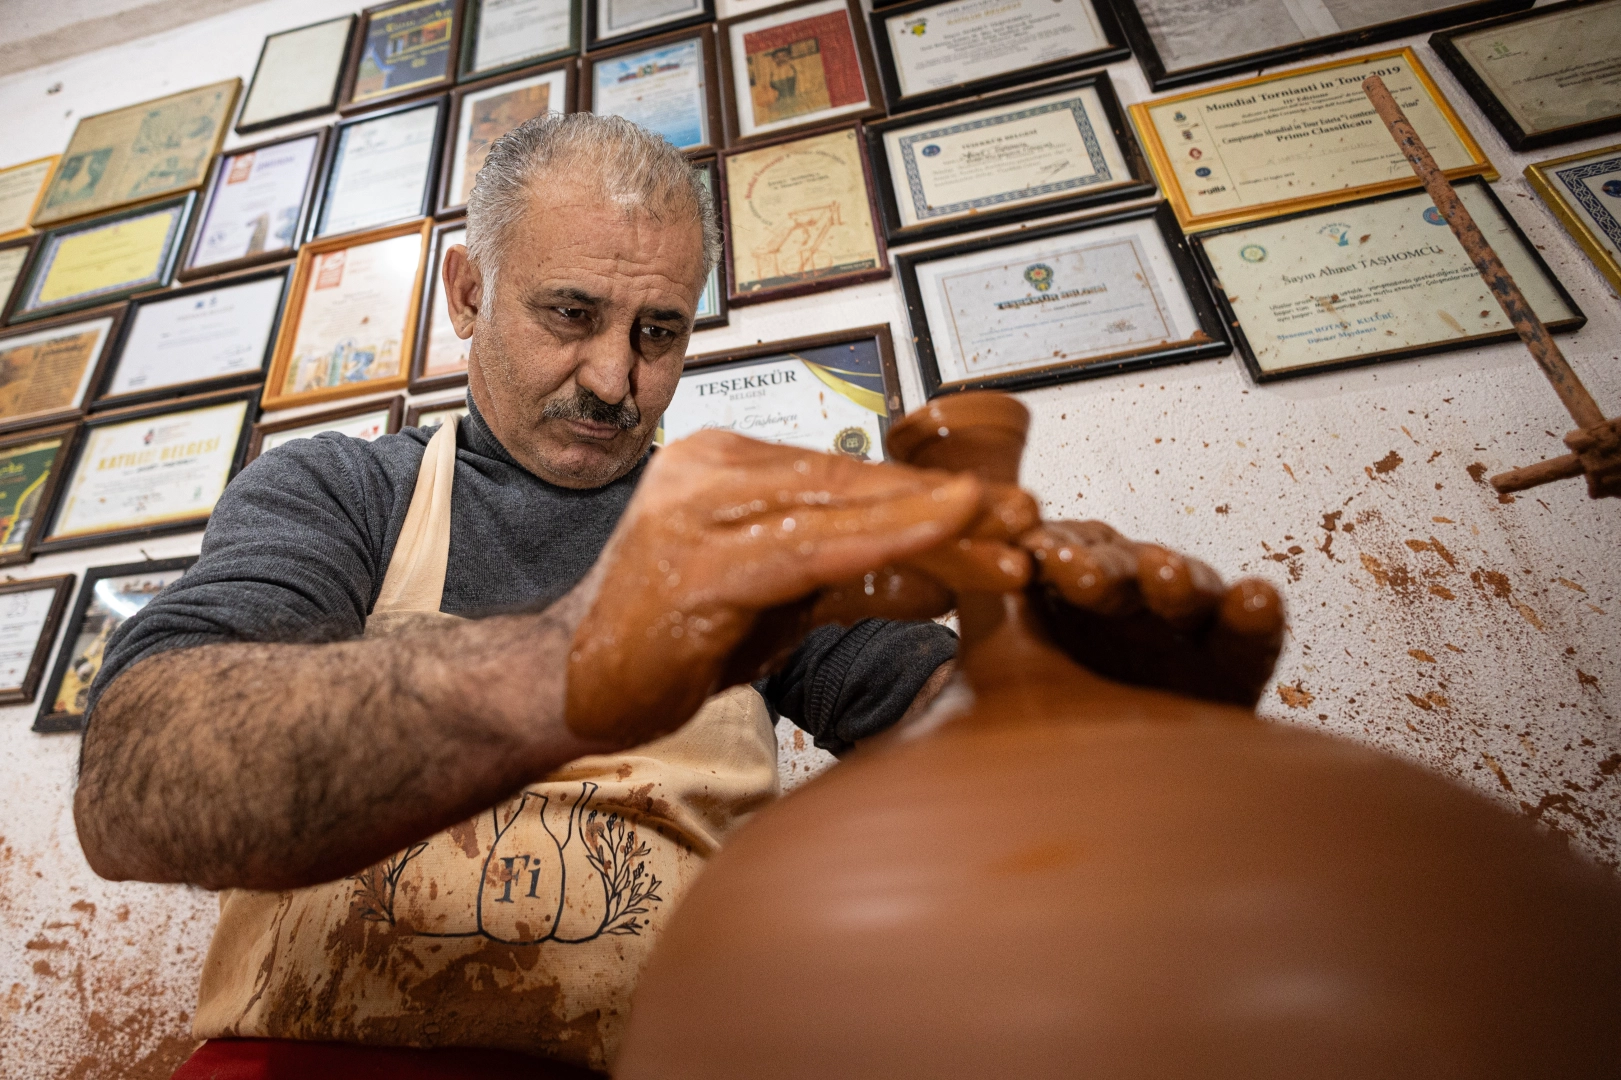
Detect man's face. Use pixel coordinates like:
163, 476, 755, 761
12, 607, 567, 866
443, 173, 706, 488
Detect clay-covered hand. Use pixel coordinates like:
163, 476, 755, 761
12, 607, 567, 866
1023, 520, 1284, 708
565, 431, 988, 745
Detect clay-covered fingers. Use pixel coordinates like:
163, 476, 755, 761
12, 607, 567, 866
1207, 578, 1286, 707
1135, 544, 1226, 631
1023, 521, 1141, 616
811, 566, 955, 625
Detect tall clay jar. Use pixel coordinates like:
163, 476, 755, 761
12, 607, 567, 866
614, 393, 1621, 1079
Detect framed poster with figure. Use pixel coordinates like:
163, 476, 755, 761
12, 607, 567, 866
341, 0, 465, 112
1526, 143, 1621, 298
314, 98, 447, 240
0, 575, 74, 706
720, 0, 883, 144
236, 15, 356, 134
0, 426, 78, 567
34, 556, 197, 733
247, 396, 404, 463
443, 63, 572, 214
405, 393, 469, 428
0, 306, 125, 434
180, 129, 326, 281
411, 219, 471, 392
587, 0, 714, 51
0, 157, 57, 242
14, 196, 193, 323
0, 235, 38, 324
461, 0, 581, 79
584, 27, 725, 156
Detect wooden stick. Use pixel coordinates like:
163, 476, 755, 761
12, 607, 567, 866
1489, 454, 1583, 493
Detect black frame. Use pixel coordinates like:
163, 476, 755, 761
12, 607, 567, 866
411, 218, 472, 392
866, 71, 1156, 246
1431, 0, 1621, 152
0, 424, 80, 567
13, 195, 195, 323
0, 575, 74, 705
404, 392, 470, 428
180, 128, 328, 281
92, 266, 292, 412
247, 395, 405, 463
36, 386, 260, 554
312, 96, 449, 241
691, 157, 729, 330
869, 0, 1129, 115
341, 0, 468, 114
1111, 0, 1533, 92
0, 234, 40, 325
236, 15, 357, 135
582, 26, 725, 158
34, 556, 197, 733
899, 202, 1229, 398
1189, 179, 1587, 384
0, 304, 128, 434
460, 0, 582, 79
586, 0, 715, 51
443, 60, 577, 214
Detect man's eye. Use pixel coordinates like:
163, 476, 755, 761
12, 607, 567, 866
555, 307, 586, 319
641, 325, 675, 341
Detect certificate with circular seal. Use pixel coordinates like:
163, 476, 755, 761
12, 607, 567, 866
1526, 142, 1621, 299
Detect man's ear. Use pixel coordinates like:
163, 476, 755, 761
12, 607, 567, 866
442, 245, 482, 339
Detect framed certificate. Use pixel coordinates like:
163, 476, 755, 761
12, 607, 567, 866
32, 80, 239, 228
666, 325, 902, 457
1432, 0, 1621, 151
584, 28, 724, 156
898, 203, 1230, 398
405, 394, 471, 428
0, 575, 74, 706
720, 0, 883, 144
34, 556, 197, 733
866, 73, 1155, 245
180, 129, 326, 281
870, 0, 1128, 115
0, 157, 57, 241
14, 196, 193, 323
1190, 180, 1583, 383
342, 0, 465, 112
94, 268, 290, 411
0, 307, 124, 434
588, 0, 713, 50
237, 15, 357, 134
444, 63, 573, 213
719, 125, 888, 304
264, 219, 433, 410
412, 220, 471, 391
1527, 143, 1621, 298
0, 235, 38, 323
1131, 49, 1494, 233
247, 396, 404, 463
0, 428, 78, 566
314, 98, 447, 240
692, 159, 728, 329
462, 0, 580, 79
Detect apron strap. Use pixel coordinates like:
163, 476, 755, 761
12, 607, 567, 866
375, 415, 458, 615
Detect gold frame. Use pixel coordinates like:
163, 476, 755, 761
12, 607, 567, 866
1526, 143, 1621, 298
262, 218, 432, 411
0, 156, 58, 241
1129, 48, 1494, 233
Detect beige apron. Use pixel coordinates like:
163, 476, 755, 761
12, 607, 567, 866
193, 418, 780, 1072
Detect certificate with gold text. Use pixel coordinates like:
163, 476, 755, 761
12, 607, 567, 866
18, 198, 189, 321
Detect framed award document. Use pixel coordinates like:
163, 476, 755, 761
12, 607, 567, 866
1191, 180, 1583, 383
867, 73, 1154, 245
342, 0, 464, 112
870, 0, 1128, 115
720, 125, 888, 304
0, 428, 77, 566
898, 204, 1229, 398
0, 576, 73, 705
237, 15, 357, 134
720, 0, 883, 143
666, 324, 902, 457
588, 0, 713, 50
264, 219, 432, 410
315, 98, 447, 240
247, 397, 403, 463
405, 394, 470, 428
0, 308, 124, 433
0, 157, 56, 241
32, 80, 238, 228
14, 196, 193, 323
1131, 49, 1493, 233
692, 159, 728, 328
585, 29, 724, 156
1432, 0, 1621, 151
462, 0, 580, 79
34, 556, 197, 733
1527, 143, 1621, 298
412, 220, 470, 391
444, 63, 572, 213
180, 130, 326, 281
0, 236, 37, 323
95, 268, 289, 411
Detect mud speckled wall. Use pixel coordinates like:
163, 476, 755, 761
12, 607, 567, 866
1, 0, 1615, 1075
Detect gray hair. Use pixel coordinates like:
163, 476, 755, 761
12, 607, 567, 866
465, 112, 721, 309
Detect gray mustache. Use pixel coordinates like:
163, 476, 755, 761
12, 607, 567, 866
541, 386, 640, 429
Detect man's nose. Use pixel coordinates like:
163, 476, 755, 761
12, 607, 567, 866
573, 331, 635, 405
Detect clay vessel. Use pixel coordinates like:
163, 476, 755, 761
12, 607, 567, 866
615, 393, 1621, 1078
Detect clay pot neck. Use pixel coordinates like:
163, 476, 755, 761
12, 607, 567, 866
953, 590, 1112, 719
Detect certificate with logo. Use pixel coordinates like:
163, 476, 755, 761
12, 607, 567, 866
183, 130, 324, 279
248, 397, 403, 463
1192, 180, 1583, 381
344, 0, 460, 110
1527, 142, 1621, 298
587, 30, 722, 154
316, 99, 445, 239
411, 221, 471, 392
899, 204, 1228, 397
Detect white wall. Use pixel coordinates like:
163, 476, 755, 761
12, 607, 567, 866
0, 0, 1617, 1075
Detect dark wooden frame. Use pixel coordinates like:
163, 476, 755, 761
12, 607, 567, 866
0, 424, 80, 567
586, 0, 715, 51
92, 267, 292, 412
1430, 0, 1621, 152
899, 202, 1230, 399
411, 218, 471, 391
404, 392, 470, 427
869, 0, 1129, 115
719, 0, 884, 147
179, 129, 328, 282
0, 234, 40, 325
340, 0, 469, 114
582, 26, 726, 158
1110, 0, 1532, 92
719, 122, 890, 305
1189, 179, 1586, 384
35, 386, 260, 554
13, 195, 194, 323
34, 556, 198, 733
691, 157, 729, 330
866, 71, 1155, 246
246, 394, 405, 463
312, 96, 449, 241
0, 575, 74, 705
459, 0, 582, 80
236, 14, 357, 135
442, 60, 577, 214
0, 304, 128, 435
683, 321, 905, 418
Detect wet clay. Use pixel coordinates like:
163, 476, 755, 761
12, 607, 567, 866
614, 392, 1621, 1078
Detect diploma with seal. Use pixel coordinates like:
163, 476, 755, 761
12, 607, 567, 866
1527, 142, 1621, 298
